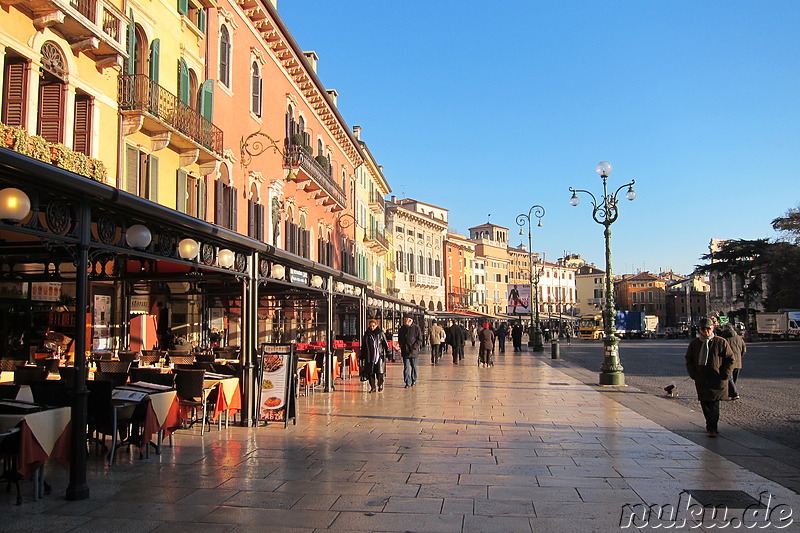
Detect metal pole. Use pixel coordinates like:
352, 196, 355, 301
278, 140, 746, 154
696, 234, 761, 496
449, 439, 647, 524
66, 199, 90, 501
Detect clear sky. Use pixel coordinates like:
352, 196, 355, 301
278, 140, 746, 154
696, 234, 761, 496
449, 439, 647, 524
276, 0, 799, 276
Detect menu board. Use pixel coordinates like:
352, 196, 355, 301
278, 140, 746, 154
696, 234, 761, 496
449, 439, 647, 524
258, 343, 297, 427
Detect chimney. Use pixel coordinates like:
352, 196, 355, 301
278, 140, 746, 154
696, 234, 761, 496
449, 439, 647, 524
353, 125, 362, 139
391, 195, 397, 203
326, 89, 338, 106
303, 51, 319, 73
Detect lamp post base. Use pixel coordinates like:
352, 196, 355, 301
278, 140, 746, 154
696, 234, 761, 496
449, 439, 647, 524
528, 332, 544, 352
598, 334, 625, 386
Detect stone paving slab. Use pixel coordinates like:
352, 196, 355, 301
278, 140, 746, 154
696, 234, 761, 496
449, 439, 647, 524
3, 346, 800, 532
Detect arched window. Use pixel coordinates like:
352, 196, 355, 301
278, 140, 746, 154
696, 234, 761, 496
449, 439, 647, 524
219, 26, 231, 87
38, 42, 67, 143
251, 61, 262, 116
317, 138, 323, 156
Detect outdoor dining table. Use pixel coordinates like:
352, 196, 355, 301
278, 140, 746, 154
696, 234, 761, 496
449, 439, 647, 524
0, 404, 70, 501
202, 375, 241, 429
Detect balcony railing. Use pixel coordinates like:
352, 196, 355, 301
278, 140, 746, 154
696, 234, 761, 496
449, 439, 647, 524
70, 0, 96, 22
285, 144, 346, 208
368, 191, 385, 211
410, 273, 441, 288
364, 228, 389, 250
118, 74, 223, 154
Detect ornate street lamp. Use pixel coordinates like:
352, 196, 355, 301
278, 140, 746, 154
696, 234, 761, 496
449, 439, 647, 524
516, 205, 545, 351
568, 161, 636, 385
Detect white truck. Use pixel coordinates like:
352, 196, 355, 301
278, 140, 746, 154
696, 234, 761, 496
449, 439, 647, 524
644, 315, 659, 338
756, 311, 800, 339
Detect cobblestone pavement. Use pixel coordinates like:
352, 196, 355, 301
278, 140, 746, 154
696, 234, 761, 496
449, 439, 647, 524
4, 345, 800, 532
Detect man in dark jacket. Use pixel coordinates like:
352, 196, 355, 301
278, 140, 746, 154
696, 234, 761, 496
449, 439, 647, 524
399, 316, 422, 388
448, 323, 465, 364
685, 317, 734, 438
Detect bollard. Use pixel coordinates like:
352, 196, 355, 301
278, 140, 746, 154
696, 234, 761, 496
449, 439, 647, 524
551, 339, 559, 359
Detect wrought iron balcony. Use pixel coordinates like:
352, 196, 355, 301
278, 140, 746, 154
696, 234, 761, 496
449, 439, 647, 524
285, 145, 346, 209
363, 227, 389, 253
0, 0, 127, 65
118, 74, 223, 158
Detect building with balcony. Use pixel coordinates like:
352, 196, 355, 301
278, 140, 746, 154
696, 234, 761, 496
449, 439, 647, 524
469, 222, 509, 316
665, 275, 710, 328
444, 232, 475, 312
615, 271, 667, 325
537, 258, 577, 325
386, 198, 447, 311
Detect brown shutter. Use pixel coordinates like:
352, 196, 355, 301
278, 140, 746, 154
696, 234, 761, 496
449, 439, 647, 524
229, 186, 237, 231
38, 81, 65, 143
2, 60, 28, 127
73, 95, 93, 155
214, 179, 224, 225
125, 145, 140, 194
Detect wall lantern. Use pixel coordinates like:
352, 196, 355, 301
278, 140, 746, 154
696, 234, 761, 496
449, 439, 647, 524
271, 264, 285, 280
178, 238, 200, 260
125, 224, 152, 249
217, 248, 235, 268
310, 275, 324, 288
0, 187, 31, 223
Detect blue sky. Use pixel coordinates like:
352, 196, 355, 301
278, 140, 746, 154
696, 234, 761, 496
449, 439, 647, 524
276, 1, 799, 275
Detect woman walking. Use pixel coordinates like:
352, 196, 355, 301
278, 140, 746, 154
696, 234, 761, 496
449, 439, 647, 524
362, 319, 390, 392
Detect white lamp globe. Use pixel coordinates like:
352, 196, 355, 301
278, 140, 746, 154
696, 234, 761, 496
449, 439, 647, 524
126, 224, 152, 249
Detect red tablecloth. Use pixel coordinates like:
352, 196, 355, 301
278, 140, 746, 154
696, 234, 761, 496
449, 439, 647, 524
139, 390, 181, 454
0, 407, 71, 479
206, 377, 241, 423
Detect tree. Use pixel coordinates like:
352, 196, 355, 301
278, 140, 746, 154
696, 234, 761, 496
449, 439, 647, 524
695, 239, 769, 327
762, 242, 800, 310
772, 205, 800, 244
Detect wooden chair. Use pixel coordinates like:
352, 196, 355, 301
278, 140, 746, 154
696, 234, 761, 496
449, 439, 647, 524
174, 369, 211, 435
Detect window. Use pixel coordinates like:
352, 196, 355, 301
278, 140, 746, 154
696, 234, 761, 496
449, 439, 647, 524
219, 26, 231, 87
214, 180, 237, 230
247, 185, 265, 241
176, 170, 206, 219
38, 42, 67, 143
124, 145, 158, 201
73, 93, 93, 155
251, 61, 262, 116
2, 56, 29, 127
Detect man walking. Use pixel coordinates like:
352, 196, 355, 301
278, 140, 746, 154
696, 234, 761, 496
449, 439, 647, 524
429, 321, 445, 364
448, 322, 465, 364
685, 317, 734, 438
399, 316, 422, 388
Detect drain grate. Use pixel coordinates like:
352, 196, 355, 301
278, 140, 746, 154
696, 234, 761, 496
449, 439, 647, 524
685, 489, 765, 509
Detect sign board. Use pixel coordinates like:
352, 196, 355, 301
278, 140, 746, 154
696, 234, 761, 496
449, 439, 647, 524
506, 284, 531, 315
31, 282, 61, 302
130, 295, 150, 314
289, 269, 308, 285
258, 343, 298, 427
0, 282, 28, 300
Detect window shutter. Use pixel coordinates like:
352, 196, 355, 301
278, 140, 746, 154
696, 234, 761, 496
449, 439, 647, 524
200, 79, 214, 122
176, 169, 188, 213
178, 59, 190, 105
125, 145, 140, 194
197, 8, 206, 33
219, 28, 230, 86
197, 177, 206, 219
2, 60, 28, 127
73, 95, 92, 155
178, 0, 188, 16
248, 199, 256, 238
149, 39, 160, 83
38, 82, 64, 143
214, 179, 224, 225
126, 10, 136, 76
229, 186, 237, 230
147, 155, 159, 202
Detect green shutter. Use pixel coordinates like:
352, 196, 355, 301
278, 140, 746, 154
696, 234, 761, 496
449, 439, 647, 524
149, 39, 160, 83
178, 0, 188, 16
197, 8, 206, 33
178, 59, 190, 105
200, 79, 214, 121
127, 10, 136, 76
147, 155, 159, 202
176, 169, 188, 213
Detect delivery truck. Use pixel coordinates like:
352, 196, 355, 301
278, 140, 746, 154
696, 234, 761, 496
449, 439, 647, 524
756, 311, 800, 339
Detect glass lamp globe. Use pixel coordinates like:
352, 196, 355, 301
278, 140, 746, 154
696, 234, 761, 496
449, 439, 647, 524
595, 161, 613, 177
0, 188, 31, 222
625, 187, 637, 201
126, 224, 152, 249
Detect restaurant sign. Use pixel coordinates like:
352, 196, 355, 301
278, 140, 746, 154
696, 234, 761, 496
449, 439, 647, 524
130, 295, 150, 315
258, 343, 298, 427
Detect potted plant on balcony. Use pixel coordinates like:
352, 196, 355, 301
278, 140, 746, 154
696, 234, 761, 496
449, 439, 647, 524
314, 154, 330, 170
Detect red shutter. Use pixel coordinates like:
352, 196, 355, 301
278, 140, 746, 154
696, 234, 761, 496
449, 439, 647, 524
2, 60, 28, 127
73, 95, 93, 155
38, 81, 64, 143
